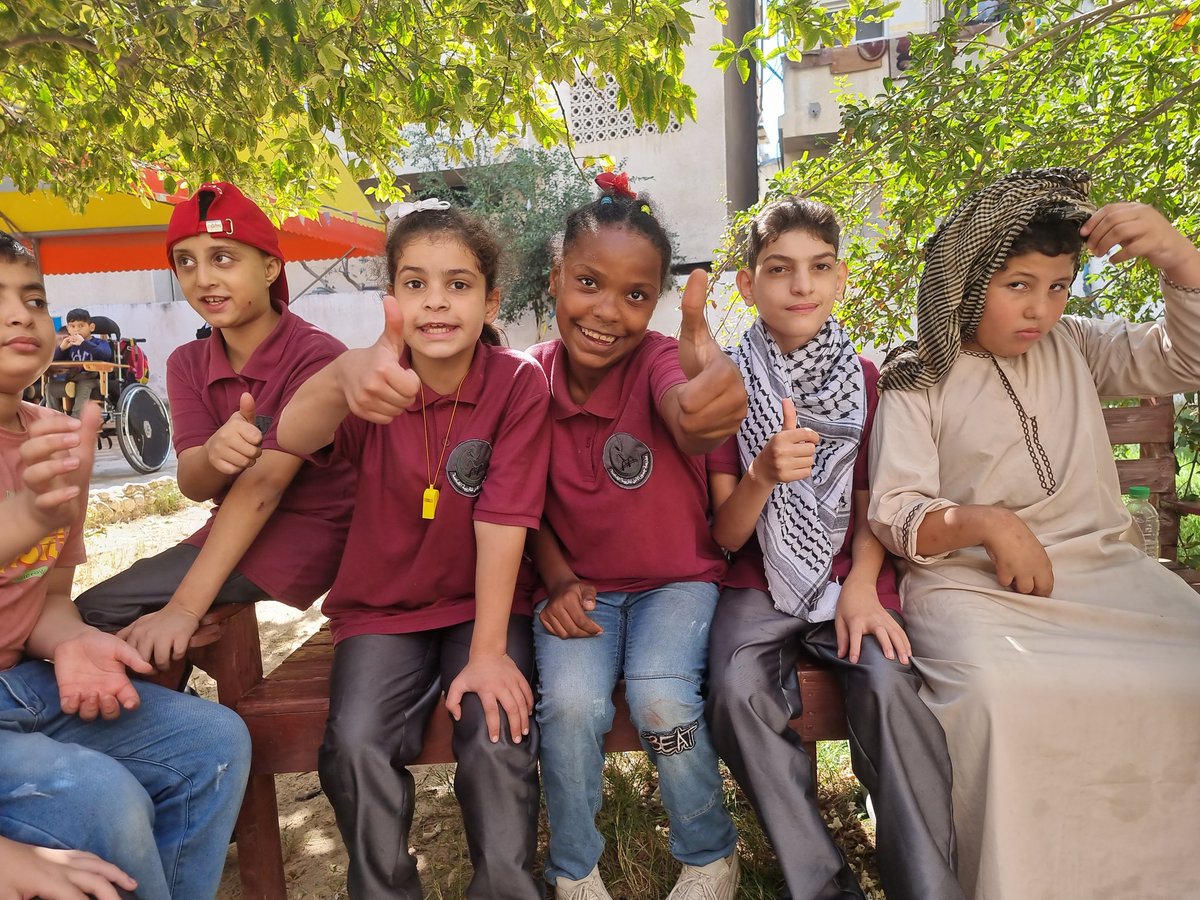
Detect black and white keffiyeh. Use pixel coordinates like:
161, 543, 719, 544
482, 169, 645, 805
731, 317, 865, 621
878, 167, 1095, 392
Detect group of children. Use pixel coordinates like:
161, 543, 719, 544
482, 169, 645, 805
2, 165, 1198, 900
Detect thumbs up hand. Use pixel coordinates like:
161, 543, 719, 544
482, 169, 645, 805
205, 391, 264, 475
750, 398, 820, 485
672, 269, 748, 450
334, 293, 422, 424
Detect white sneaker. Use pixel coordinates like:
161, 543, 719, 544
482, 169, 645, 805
556, 866, 615, 900
666, 852, 741, 900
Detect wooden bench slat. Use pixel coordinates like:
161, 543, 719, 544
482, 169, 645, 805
1103, 402, 1175, 443
1115, 457, 1176, 493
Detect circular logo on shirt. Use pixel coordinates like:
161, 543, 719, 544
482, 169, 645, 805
446, 439, 493, 497
603, 432, 653, 490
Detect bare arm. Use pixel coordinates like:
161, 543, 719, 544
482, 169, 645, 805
444, 522, 535, 743
532, 518, 601, 638
118, 449, 303, 668
276, 357, 351, 455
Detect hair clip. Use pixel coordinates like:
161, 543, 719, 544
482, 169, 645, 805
639, 203, 652, 216
595, 171, 637, 200
600, 196, 615, 205
384, 198, 452, 222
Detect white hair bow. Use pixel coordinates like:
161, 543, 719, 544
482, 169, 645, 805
384, 198, 452, 222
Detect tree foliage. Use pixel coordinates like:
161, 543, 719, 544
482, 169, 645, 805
717, 0, 1200, 349
0, 0, 698, 214
402, 132, 597, 334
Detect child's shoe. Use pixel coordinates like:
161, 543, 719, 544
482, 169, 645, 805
666, 852, 740, 900
555, 866, 614, 900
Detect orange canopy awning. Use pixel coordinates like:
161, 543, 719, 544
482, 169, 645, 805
0, 172, 386, 275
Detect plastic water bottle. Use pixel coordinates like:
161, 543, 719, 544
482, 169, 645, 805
1124, 485, 1160, 558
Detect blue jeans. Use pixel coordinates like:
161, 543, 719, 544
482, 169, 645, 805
0, 659, 251, 900
534, 581, 737, 883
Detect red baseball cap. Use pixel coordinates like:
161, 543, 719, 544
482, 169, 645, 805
166, 182, 290, 305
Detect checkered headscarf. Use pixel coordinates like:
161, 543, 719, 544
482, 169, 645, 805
878, 168, 1095, 392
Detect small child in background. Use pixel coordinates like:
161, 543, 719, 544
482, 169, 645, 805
531, 176, 747, 900
279, 204, 549, 899
46, 307, 112, 418
706, 198, 962, 900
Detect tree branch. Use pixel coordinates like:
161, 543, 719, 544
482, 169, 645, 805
0, 32, 99, 54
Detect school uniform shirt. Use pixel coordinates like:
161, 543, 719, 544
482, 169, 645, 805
530, 332, 728, 595
716, 357, 900, 613
167, 302, 355, 608
0, 404, 86, 670
320, 343, 551, 642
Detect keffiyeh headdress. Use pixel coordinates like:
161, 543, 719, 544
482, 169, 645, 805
878, 168, 1096, 392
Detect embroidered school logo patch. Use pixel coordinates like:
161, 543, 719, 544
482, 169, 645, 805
603, 432, 652, 489
446, 439, 493, 497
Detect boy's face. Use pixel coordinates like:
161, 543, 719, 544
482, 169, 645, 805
170, 234, 282, 331
737, 229, 847, 354
0, 257, 54, 393
66, 318, 93, 338
969, 251, 1075, 358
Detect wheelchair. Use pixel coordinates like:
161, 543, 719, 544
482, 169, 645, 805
40, 316, 173, 474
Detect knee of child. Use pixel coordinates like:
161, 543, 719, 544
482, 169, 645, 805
49, 745, 156, 835
625, 675, 704, 733
536, 680, 614, 727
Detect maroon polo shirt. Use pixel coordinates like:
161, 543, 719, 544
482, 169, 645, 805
320, 343, 551, 642
718, 356, 900, 612
167, 302, 355, 608
530, 332, 728, 595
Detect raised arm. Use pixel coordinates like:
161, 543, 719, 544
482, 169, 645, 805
657, 270, 747, 455
278, 294, 420, 455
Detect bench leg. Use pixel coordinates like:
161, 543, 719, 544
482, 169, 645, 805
802, 740, 819, 789
235, 773, 287, 900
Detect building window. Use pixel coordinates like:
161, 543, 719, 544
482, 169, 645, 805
854, 8, 887, 42
968, 1, 1006, 23
569, 73, 683, 145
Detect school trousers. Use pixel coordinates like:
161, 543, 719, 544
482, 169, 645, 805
706, 587, 964, 900
74, 543, 267, 632
318, 616, 542, 900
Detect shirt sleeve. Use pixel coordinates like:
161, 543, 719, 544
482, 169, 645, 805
474, 361, 551, 530
166, 350, 220, 454
707, 435, 740, 476
646, 334, 690, 406
867, 385, 957, 565
854, 358, 881, 493
85, 338, 113, 363
1058, 279, 1200, 399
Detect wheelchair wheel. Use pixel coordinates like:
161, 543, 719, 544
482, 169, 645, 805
116, 384, 171, 473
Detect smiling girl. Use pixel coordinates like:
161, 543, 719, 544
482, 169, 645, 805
278, 204, 549, 900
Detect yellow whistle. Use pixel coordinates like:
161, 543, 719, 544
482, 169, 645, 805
422, 487, 440, 520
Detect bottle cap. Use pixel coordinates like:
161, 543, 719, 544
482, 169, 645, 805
1127, 485, 1151, 499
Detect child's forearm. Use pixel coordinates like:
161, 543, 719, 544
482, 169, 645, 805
1164, 248, 1200, 289
531, 520, 578, 595
711, 465, 775, 552
845, 491, 885, 586
167, 451, 301, 617
915, 504, 1001, 557
24, 572, 91, 660
472, 522, 526, 658
0, 494, 60, 563
175, 447, 233, 502
277, 359, 350, 456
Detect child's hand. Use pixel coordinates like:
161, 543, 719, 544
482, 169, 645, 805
0, 836, 137, 900
335, 293, 422, 423
117, 605, 201, 671
981, 509, 1054, 597
53, 630, 153, 721
445, 653, 534, 744
675, 269, 749, 443
835, 578, 910, 665
205, 392, 263, 475
750, 398, 819, 485
18, 404, 99, 535
1082, 203, 1200, 286
539, 580, 603, 638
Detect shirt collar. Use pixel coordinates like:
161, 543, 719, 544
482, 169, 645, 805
406, 341, 490, 411
545, 338, 630, 421
204, 299, 295, 386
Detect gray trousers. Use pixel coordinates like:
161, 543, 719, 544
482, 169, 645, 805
46, 375, 100, 419
707, 587, 963, 900
75, 543, 267, 632
319, 618, 542, 900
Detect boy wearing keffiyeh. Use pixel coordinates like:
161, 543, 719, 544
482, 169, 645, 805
706, 199, 963, 900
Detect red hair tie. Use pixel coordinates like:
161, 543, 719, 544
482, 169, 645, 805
595, 171, 637, 200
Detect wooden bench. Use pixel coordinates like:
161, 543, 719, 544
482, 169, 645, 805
184, 396, 1198, 899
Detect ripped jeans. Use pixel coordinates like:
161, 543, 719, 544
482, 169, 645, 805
0, 659, 251, 900
534, 581, 736, 884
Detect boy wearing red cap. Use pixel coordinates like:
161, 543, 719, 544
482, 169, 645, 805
75, 183, 355, 669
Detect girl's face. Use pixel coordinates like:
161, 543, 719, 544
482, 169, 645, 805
550, 226, 664, 382
967, 251, 1075, 358
0, 258, 54, 396
390, 234, 499, 369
